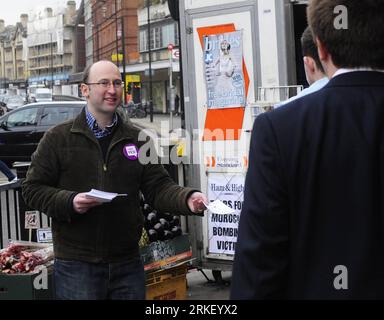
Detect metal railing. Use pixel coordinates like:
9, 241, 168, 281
248, 85, 305, 120
0, 180, 22, 248
0, 179, 51, 249
257, 85, 304, 103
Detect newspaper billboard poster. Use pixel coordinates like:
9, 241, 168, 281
207, 173, 245, 255
203, 31, 245, 109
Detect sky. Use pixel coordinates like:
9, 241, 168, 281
0, 0, 82, 26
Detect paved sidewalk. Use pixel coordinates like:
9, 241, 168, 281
187, 268, 231, 300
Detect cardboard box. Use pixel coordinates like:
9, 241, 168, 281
140, 234, 192, 272
0, 270, 53, 300
146, 264, 187, 300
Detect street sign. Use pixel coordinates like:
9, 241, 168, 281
167, 43, 174, 51
25, 211, 40, 229
172, 49, 180, 60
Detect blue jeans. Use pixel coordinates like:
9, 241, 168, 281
0, 160, 15, 181
54, 256, 146, 300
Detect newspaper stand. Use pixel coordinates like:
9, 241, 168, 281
178, 0, 310, 276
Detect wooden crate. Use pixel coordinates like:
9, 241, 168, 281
146, 264, 187, 300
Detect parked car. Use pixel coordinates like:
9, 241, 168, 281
4, 95, 25, 111
0, 101, 86, 167
52, 95, 85, 101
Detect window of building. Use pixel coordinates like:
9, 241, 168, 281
18, 67, 24, 78
140, 22, 178, 52
151, 27, 162, 49
6, 68, 13, 78
162, 23, 177, 47
140, 30, 147, 52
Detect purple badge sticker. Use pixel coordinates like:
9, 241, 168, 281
123, 144, 139, 160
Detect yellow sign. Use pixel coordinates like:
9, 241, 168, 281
125, 75, 141, 82
177, 140, 186, 157
125, 75, 141, 93
111, 53, 123, 62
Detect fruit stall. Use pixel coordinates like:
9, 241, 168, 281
0, 200, 192, 300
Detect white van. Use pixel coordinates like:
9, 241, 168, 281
35, 88, 52, 102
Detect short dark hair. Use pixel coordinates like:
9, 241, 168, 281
82, 63, 93, 84
301, 26, 324, 73
307, 0, 384, 69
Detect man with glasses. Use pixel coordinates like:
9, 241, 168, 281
22, 60, 208, 300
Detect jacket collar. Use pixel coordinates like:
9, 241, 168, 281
71, 108, 134, 142
325, 71, 384, 88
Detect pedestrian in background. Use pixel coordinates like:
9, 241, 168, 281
275, 26, 328, 108
231, 0, 384, 299
174, 93, 180, 116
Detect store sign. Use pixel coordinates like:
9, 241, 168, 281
207, 173, 245, 255
111, 53, 124, 62
126, 75, 141, 82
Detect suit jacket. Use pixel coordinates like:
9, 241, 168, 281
231, 71, 384, 299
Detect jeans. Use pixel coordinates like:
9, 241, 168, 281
54, 256, 146, 300
0, 160, 15, 181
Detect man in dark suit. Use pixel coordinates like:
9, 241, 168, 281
231, 0, 384, 299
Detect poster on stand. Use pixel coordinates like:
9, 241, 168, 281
207, 173, 245, 255
203, 30, 245, 109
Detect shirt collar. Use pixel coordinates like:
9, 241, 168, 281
333, 68, 384, 78
311, 77, 329, 87
85, 106, 118, 138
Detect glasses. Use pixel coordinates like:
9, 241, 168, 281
86, 79, 123, 88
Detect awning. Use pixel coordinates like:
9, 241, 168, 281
69, 72, 84, 84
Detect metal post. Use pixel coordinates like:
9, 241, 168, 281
115, 0, 119, 68
169, 49, 173, 130
121, 16, 127, 105
95, 2, 100, 61
50, 33, 53, 93
147, 0, 153, 122
14, 47, 17, 81
176, 19, 185, 129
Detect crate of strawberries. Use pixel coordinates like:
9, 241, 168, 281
0, 241, 54, 300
